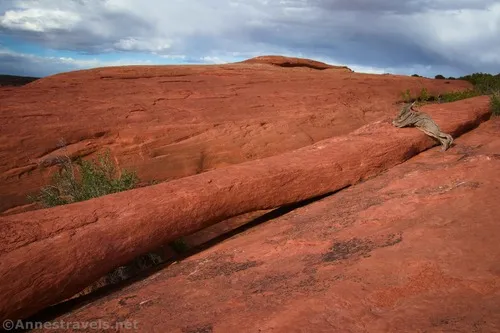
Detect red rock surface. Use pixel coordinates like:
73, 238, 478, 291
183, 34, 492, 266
0, 58, 471, 214
0, 96, 491, 322
28, 116, 500, 333
239, 55, 352, 70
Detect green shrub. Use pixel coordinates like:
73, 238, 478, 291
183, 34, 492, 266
29, 149, 139, 208
434, 74, 445, 79
400, 89, 412, 102
491, 91, 500, 116
401, 71, 500, 105
439, 89, 481, 103
418, 87, 429, 102
399, 87, 434, 104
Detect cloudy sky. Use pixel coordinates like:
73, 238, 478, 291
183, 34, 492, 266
0, 0, 499, 78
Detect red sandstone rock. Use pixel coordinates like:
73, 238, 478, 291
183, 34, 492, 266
0, 58, 471, 214
239, 55, 352, 70
30, 117, 500, 333
0, 96, 491, 321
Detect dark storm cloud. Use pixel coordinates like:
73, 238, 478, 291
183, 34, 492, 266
239, 14, 456, 72
310, 0, 498, 13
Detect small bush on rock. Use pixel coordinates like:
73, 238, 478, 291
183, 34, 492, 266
490, 91, 500, 116
29, 149, 139, 208
439, 89, 481, 103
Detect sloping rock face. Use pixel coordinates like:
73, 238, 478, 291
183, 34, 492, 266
0, 96, 491, 322
28, 116, 500, 333
239, 55, 352, 70
0, 58, 471, 214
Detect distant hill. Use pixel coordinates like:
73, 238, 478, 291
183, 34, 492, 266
0, 74, 40, 86
240, 55, 352, 71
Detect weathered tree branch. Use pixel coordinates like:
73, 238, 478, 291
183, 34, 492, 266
392, 102, 454, 151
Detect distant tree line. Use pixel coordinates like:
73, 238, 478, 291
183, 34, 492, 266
0, 74, 39, 86
411, 72, 500, 90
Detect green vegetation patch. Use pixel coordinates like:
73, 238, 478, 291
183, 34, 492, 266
29, 149, 139, 208
402, 72, 500, 116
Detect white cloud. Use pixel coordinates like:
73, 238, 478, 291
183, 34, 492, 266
114, 37, 173, 53
200, 56, 228, 64
347, 65, 386, 75
0, 8, 80, 32
407, 3, 500, 65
